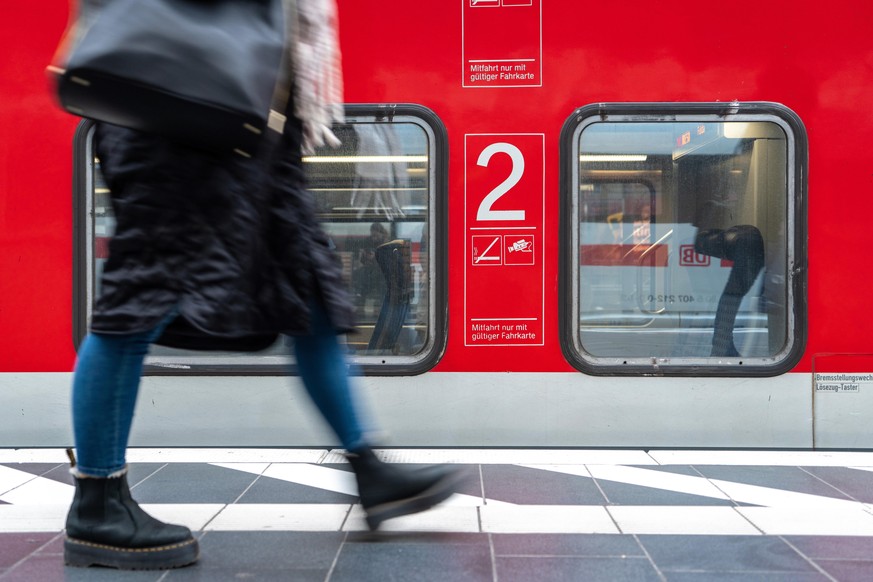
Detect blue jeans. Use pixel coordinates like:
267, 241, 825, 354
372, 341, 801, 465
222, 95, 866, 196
72, 305, 370, 477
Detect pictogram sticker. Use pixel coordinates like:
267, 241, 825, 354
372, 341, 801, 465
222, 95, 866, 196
462, 0, 541, 88
472, 235, 503, 265
464, 133, 544, 346
504, 235, 534, 265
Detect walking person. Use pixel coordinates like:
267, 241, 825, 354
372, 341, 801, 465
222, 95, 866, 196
63, 0, 464, 570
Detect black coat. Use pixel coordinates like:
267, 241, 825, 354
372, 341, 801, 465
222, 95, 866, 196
90, 119, 355, 351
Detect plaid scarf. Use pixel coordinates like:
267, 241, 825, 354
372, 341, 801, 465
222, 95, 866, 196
292, 0, 344, 154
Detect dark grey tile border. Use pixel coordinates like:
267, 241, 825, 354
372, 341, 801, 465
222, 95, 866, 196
638, 535, 818, 574
596, 479, 735, 507
496, 556, 662, 582
1, 555, 164, 582
332, 538, 493, 582
0, 464, 67, 480
814, 559, 873, 582
664, 572, 831, 581
785, 535, 873, 561
628, 466, 703, 477
345, 531, 489, 545
0, 532, 57, 569
692, 466, 854, 501
165, 567, 328, 581
238, 472, 358, 504
128, 463, 259, 504
802, 467, 873, 503
480, 464, 606, 505
194, 531, 344, 571
492, 533, 645, 557
125, 463, 169, 487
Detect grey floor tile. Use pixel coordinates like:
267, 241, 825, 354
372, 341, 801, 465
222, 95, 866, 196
693, 466, 854, 500
34, 535, 65, 556
596, 478, 736, 506
0, 463, 66, 479
481, 465, 605, 505
9, 455, 873, 582
165, 565, 327, 581
596, 464, 749, 506
802, 467, 873, 503
194, 531, 343, 571
815, 559, 873, 582
332, 537, 493, 581
127, 463, 174, 486
492, 533, 644, 557
665, 573, 831, 581
39, 464, 75, 486
786, 535, 873, 561
638, 535, 816, 573
496, 556, 661, 582
239, 463, 358, 504
0, 533, 56, 569
346, 531, 489, 545
2, 556, 164, 582
633, 465, 706, 476
128, 463, 258, 503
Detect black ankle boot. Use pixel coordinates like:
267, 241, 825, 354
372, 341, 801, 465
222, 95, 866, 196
347, 447, 466, 530
64, 462, 199, 569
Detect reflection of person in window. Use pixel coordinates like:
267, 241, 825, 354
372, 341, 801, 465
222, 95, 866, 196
353, 222, 389, 317
632, 205, 651, 245
350, 121, 409, 219
694, 198, 765, 357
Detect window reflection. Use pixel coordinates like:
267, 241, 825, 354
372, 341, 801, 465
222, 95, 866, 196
576, 120, 789, 360
91, 117, 434, 362
314, 120, 430, 357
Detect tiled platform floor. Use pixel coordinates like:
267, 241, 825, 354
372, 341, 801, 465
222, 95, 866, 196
4, 448, 873, 581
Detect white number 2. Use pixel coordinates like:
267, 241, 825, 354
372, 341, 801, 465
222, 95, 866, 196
476, 142, 526, 221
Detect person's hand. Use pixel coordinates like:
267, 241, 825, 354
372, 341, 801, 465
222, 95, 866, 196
302, 121, 341, 155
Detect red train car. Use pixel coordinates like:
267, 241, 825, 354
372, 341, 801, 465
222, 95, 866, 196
2, 1, 872, 448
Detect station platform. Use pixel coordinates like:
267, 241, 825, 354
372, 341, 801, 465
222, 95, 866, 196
4, 448, 873, 581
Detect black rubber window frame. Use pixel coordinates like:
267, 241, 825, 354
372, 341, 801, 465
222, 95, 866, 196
72, 103, 448, 376
558, 102, 808, 377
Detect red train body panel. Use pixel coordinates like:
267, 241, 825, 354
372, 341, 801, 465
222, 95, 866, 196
2, 1, 873, 448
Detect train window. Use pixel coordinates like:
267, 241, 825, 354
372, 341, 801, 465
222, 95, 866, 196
559, 103, 807, 376
73, 104, 448, 375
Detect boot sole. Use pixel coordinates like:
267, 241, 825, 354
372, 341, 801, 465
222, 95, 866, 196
364, 468, 468, 530
64, 536, 199, 570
